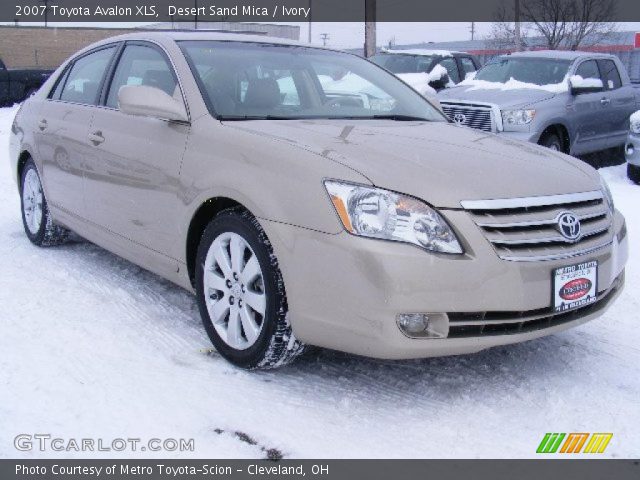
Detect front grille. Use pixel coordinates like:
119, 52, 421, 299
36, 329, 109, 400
461, 191, 613, 261
447, 271, 623, 338
441, 102, 493, 132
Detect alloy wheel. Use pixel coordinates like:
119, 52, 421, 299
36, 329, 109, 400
22, 168, 43, 235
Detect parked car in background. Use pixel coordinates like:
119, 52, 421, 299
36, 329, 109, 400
627, 110, 640, 183
10, 33, 627, 370
438, 51, 640, 156
0, 57, 53, 106
370, 49, 480, 92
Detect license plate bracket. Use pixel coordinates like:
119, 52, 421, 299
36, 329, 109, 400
553, 261, 598, 313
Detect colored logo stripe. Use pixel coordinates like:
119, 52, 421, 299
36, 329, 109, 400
537, 433, 613, 454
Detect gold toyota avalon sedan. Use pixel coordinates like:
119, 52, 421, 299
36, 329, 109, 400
9, 32, 628, 369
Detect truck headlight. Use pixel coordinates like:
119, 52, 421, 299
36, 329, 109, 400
600, 176, 614, 214
324, 180, 463, 254
501, 109, 536, 126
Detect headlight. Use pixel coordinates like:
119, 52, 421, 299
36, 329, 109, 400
501, 109, 536, 126
631, 114, 640, 134
324, 180, 463, 254
600, 176, 614, 214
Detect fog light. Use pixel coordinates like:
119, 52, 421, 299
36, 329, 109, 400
398, 314, 429, 334
397, 313, 449, 339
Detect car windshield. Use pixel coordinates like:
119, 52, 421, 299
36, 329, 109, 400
179, 41, 446, 121
369, 53, 437, 74
474, 57, 571, 86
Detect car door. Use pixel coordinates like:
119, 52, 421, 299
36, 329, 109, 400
568, 59, 608, 154
84, 41, 190, 260
36, 45, 118, 219
597, 58, 636, 148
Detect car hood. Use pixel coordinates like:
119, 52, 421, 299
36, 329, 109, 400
438, 85, 557, 109
223, 119, 598, 209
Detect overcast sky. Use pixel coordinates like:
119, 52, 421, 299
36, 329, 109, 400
6, 22, 640, 48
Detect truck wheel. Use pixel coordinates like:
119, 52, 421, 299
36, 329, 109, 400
539, 133, 563, 152
195, 207, 306, 369
20, 159, 69, 246
628, 164, 640, 185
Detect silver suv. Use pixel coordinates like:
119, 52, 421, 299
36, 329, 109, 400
10, 33, 628, 369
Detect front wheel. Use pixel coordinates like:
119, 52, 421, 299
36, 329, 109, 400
628, 163, 640, 185
20, 159, 69, 246
539, 132, 563, 152
195, 208, 306, 369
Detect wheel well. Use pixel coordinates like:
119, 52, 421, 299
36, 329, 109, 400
185, 197, 245, 287
539, 124, 570, 153
16, 151, 32, 185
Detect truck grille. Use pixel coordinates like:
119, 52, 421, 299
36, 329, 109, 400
461, 191, 613, 261
440, 102, 494, 132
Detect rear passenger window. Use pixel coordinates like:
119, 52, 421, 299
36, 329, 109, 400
49, 67, 70, 100
438, 57, 460, 83
106, 44, 178, 109
598, 59, 622, 90
460, 57, 477, 76
575, 60, 600, 81
59, 47, 116, 105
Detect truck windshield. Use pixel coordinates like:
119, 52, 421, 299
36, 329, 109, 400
475, 57, 571, 86
369, 53, 437, 74
179, 41, 446, 122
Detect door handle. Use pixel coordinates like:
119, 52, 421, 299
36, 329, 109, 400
600, 98, 611, 105
38, 119, 47, 131
88, 131, 105, 145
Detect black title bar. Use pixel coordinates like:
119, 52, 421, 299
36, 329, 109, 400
3, 0, 640, 23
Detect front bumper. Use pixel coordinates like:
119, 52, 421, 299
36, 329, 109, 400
262, 210, 628, 360
626, 132, 640, 167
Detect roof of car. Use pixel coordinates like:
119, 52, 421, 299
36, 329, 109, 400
504, 50, 614, 60
379, 48, 464, 57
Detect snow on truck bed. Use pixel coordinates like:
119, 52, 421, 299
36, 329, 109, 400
1, 105, 639, 458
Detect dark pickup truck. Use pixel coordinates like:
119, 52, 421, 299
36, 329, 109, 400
0, 58, 53, 106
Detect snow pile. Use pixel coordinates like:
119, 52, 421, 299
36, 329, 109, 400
458, 76, 568, 93
1, 105, 639, 459
629, 110, 640, 132
569, 75, 603, 89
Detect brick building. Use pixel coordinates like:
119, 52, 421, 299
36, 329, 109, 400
0, 23, 300, 69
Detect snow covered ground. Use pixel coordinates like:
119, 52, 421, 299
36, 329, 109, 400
1, 105, 639, 459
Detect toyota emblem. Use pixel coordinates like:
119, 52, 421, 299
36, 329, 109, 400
453, 113, 467, 125
556, 212, 581, 242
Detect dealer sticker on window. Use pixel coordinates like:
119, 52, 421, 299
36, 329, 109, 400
553, 261, 598, 313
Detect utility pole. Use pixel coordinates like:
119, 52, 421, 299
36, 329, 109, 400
308, 0, 312, 43
470, 22, 475, 41
40, 0, 49, 27
364, 0, 376, 58
320, 33, 329, 46
194, 0, 198, 30
514, 0, 522, 51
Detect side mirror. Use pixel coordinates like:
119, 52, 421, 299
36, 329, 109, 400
429, 74, 450, 91
569, 75, 604, 95
118, 85, 188, 122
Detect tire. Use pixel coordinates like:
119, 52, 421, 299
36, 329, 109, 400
20, 159, 69, 246
628, 163, 640, 185
539, 132, 563, 152
195, 207, 306, 369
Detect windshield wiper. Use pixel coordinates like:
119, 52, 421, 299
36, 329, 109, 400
219, 115, 305, 121
367, 114, 429, 121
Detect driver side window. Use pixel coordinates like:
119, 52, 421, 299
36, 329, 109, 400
106, 44, 179, 109
575, 60, 601, 81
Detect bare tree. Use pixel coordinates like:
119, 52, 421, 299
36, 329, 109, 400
486, 2, 531, 50
487, 0, 618, 51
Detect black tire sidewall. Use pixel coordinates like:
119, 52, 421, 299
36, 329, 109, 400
541, 134, 562, 152
20, 160, 47, 244
629, 163, 640, 184
195, 212, 283, 368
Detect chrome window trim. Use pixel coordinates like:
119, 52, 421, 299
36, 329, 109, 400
461, 190, 603, 210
